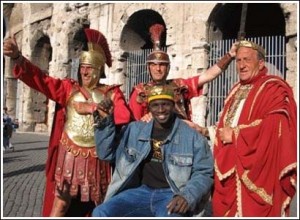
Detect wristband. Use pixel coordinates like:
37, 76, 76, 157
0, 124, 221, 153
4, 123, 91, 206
216, 53, 234, 71
11, 52, 21, 60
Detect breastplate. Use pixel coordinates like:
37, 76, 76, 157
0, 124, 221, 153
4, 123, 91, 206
64, 89, 106, 147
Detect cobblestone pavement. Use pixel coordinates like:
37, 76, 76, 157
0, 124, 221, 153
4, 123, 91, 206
2, 132, 49, 217
1, 132, 298, 218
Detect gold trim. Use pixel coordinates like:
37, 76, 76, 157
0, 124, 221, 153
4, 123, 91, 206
279, 120, 282, 138
279, 162, 297, 179
214, 161, 235, 181
241, 170, 273, 205
233, 126, 240, 140
60, 132, 97, 158
236, 173, 242, 217
231, 119, 262, 141
281, 196, 291, 217
224, 84, 252, 127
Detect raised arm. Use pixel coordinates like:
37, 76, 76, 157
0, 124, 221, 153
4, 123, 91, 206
3, 36, 69, 105
197, 42, 238, 86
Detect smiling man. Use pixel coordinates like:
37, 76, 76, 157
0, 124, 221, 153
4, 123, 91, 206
93, 84, 213, 217
129, 23, 238, 122
3, 28, 131, 217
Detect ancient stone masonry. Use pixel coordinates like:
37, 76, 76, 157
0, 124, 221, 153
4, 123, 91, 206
2, 2, 298, 132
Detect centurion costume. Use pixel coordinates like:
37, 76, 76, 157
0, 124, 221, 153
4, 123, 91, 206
129, 23, 202, 120
12, 28, 131, 216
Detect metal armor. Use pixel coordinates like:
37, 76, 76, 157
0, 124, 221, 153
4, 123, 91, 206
64, 89, 105, 147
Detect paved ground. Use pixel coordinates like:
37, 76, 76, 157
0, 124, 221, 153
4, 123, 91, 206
2, 132, 49, 217
1, 132, 298, 218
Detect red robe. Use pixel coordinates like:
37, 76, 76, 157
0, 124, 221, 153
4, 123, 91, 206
212, 68, 297, 217
129, 76, 202, 120
13, 57, 131, 216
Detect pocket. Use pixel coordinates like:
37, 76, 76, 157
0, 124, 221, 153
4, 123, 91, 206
123, 146, 138, 163
115, 146, 139, 177
167, 154, 193, 188
169, 154, 192, 166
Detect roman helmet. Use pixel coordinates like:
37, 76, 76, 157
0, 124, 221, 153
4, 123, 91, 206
79, 28, 112, 88
146, 24, 170, 65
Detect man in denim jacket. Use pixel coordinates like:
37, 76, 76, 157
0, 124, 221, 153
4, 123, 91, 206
92, 85, 213, 217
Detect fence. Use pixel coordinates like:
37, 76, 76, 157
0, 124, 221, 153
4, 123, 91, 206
207, 36, 286, 126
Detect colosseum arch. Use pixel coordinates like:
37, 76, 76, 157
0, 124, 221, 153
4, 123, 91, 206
3, 3, 23, 124
120, 9, 167, 51
19, 31, 53, 132
119, 9, 167, 99
68, 20, 90, 80
32, 34, 52, 131
42, 18, 90, 133
207, 3, 285, 41
205, 3, 287, 126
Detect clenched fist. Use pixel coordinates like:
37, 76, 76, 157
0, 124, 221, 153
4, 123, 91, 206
3, 36, 21, 59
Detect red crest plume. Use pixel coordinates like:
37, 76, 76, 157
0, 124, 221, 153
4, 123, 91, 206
84, 28, 112, 67
149, 24, 165, 50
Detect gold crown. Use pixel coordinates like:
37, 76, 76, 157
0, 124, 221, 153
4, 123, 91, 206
237, 40, 266, 59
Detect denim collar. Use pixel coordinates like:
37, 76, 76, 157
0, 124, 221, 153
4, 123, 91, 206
138, 116, 180, 145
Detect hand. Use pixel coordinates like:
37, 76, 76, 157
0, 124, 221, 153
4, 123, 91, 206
72, 101, 95, 115
97, 98, 113, 116
166, 195, 189, 215
228, 41, 239, 58
140, 112, 152, 123
93, 98, 113, 128
3, 35, 20, 59
219, 126, 233, 144
183, 120, 208, 137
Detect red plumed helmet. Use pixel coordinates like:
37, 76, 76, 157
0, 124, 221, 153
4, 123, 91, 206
80, 28, 112, 69
147, 24, 169, 64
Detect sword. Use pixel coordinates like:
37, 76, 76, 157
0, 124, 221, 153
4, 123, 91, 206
238, 3, 248, 41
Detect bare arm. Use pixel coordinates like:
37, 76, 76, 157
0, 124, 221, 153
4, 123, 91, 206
197, 42, 238, 86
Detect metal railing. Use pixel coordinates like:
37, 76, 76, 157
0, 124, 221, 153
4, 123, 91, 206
124, 49, 151, 101
124, 47, 168, 101
207, 36, 286, 126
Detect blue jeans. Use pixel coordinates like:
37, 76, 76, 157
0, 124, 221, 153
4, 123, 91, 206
92, 184, 189, 217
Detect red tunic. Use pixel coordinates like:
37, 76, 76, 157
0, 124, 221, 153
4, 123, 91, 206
13, 57, 131, 216
129, 76, 202, 120
212, 68, 297, 217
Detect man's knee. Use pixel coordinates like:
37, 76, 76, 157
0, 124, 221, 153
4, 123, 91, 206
92, 205, 106, 217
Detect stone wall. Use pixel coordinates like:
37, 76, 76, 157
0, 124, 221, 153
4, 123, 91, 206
3, 2, 298, 132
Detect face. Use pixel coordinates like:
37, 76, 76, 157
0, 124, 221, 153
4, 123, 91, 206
79, 64, 100, 88
148, 99, 175, 126
148, 63, 169, 83
235, 47, 265, 82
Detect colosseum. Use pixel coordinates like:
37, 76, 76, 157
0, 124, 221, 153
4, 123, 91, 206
2, 2, 298, 133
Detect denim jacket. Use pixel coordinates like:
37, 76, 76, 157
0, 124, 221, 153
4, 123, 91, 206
94, 116, 213, 213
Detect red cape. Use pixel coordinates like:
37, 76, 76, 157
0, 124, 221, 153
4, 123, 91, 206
212, 68, 297, 216
13, 58, 131, 216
